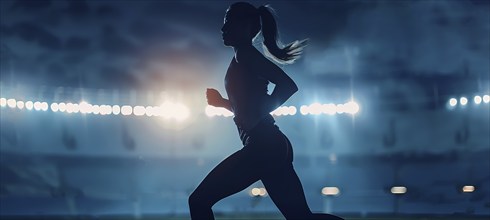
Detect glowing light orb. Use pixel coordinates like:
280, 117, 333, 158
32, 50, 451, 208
460, 97, 468, 106
25, 101, 33, 110
449, 98, 457, 107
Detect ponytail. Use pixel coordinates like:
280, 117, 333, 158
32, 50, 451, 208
258, 5, 307, 65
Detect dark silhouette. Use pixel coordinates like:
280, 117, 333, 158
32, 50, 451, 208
189, 2, 344, 220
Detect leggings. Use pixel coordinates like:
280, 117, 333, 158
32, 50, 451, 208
189, 117, 344, 220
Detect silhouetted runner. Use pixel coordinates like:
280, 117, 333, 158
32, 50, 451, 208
189, 2, 345, 220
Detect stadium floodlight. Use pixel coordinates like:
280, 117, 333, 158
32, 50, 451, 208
159, 102, 190, 120
0, 98, 6, 107
335, 104, 345, 114
72, 103, 80, 113
344, 101, 360, 114
321, 187, 340, 196
309, 103, 322, 115
449, 98, 458, 107
112, 105, 121, 115
483, 95, 490, 103
58, 102, 66, 112
288, 106, 297, 115
460, 97, 468, 106
300, 105, 309, 115
134, 106, 145, 116
249, 187, 266, 197
50, 103, 59, 112
474, 96, 482, 104
7, 99, 16, 108
390, 186, 407, 194
16, 101, 24, 109
25, 101, 33, 110
462, 185, 475, 193
145, 106, 154, 117
41, 102, 49, 111
258, 188, 267, 197
121, 105, 133, 116
250, 188, 261, 197
34, 101, 42, 111
92, 105, 100, 115
174, 103, 190, 120
99, 105, 112, 115
66, 103, 75, 113
79, 101, 92, 114
322, 103, 336, 115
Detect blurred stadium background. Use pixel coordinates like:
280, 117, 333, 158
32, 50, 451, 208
1, 75, 489, 219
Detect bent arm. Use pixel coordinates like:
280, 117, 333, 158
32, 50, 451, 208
267, 74, 298, 112
239, 49, 298, 113
220, 98, 233, 113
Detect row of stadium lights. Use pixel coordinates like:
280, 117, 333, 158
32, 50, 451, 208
448, 94, 490, 108
205, 101, 360, 117
250, 185, 476, 197
1, 97, 360, 119
0, 98, 190, 121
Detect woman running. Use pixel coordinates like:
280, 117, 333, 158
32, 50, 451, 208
189, 2, 344, 220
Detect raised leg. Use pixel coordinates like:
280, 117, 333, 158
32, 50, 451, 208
189, 149, 260, 220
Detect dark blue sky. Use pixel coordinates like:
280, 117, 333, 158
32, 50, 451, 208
1, 0, 489, 91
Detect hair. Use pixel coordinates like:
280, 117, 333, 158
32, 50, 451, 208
228, 2, 307, 65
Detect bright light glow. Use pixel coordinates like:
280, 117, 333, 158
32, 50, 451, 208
288, 106, 297, 115
50, 103, 59, 112
205, 105, 233, 117
460, 97, 468, 106
25, 101, 33, 110
134, 106, 145, 116
391, 186, 407, 194
41, 102, 48, 111
300, 105, 309, 115
100, 105, 112, 115
344, 101, 360, 114
34, 101, 42, 111
250, 187, 267, 197
7, 99, 16, 108
145, 106, 154, 116
72, 104, 80, 113
222, 109, 233, 117
155, 102, 190, 120
205, 105, 216, 117
483, 95, 490, 103
462, 185, 475, 193
92, 105, 100, 114
112, 105, 121, 115
335, 104, 345, 114
321, 187, 340, 196
259, 188, 267, 196
66, 103, 75, 113
309, 103, 322, 115
272, 106, 289, 116
250, 188, 261, 197
449, 98, 457, 107
16, 101, 24, 109
58, 102, 66, 112
79, 102, 92, 114
322, 104, 336, 115
121, 105, 132, 116
0, 98, 6, 107
474, 96, 482, 104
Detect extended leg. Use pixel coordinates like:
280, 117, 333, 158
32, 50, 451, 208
189, 149, 260, 220
262, 164, 344, 220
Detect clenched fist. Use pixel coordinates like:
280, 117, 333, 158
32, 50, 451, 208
206, 88, 224, 107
